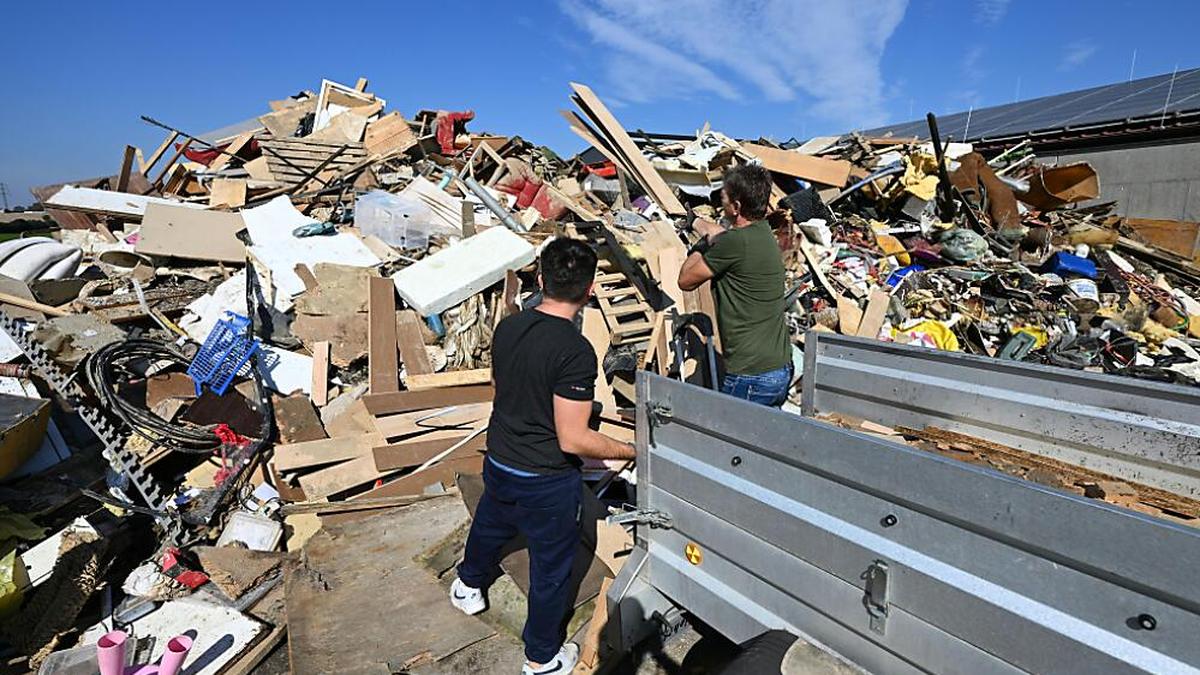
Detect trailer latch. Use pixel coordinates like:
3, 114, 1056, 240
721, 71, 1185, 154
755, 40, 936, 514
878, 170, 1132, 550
607, 507, 673, 529
864, 560, 889, 635
646, 402, 673, 428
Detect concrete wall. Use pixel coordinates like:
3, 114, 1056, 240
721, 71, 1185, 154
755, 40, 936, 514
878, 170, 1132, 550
1043, 141, 1200, 221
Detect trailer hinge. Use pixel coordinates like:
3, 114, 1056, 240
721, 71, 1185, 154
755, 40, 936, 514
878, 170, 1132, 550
607, 507, 673, 529
864, 560, 890, 635
646, 402, 673, 428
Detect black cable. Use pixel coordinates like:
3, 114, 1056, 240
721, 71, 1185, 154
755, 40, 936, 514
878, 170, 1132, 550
83, 339, 221, 453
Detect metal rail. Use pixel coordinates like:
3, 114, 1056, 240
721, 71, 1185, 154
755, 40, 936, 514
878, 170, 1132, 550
610, 371, 1200, 674
800, 332, 1200, 499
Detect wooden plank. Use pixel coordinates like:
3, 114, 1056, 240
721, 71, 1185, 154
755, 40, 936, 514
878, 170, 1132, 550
209, 178, 247, 208
298, 452, 395, 500
368, 277, 399, 394
275, 433, 384, 473
740, 141, 852, 187
207, 130, 254, 173
363, 112, 418, 157
404, 368, 491, 391
281, 491, 449, 516
395, 309, 432, 376
153, 138, 193, 186
570, 83, 685, 215
117, 145, 137, 193
582, 308, 616, 414
856, 288, 890, 339
577, 577, 614, 671
837, 295, 863, 335
274, 393, 327, 444
373, 432, 488, 472
360, 385, 494, 416
312, 341, 331, 406
44, 185, 205, 222
372, 403, 492, 439
136, 203, 245, 263
350, 453, 483, 501
142, 131, 180, 176
0, 292, 68, 317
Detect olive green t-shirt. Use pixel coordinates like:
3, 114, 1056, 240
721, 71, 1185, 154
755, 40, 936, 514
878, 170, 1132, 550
702, 220, 791, 375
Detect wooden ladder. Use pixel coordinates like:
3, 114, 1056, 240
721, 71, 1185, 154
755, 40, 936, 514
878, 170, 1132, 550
594, 262, 655, 345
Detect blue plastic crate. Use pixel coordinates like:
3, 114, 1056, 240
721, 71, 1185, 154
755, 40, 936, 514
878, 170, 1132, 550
187, 312, 260, 396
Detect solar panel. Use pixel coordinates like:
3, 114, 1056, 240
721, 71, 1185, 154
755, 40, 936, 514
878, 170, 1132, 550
861, 67, 1200, 141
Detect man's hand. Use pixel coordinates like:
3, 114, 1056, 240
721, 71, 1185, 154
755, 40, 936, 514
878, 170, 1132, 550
553, 396, 636, 460
693, 218, 725, 242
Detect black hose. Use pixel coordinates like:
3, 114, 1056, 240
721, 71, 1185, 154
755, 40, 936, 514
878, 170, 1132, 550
83, 339, 221, 453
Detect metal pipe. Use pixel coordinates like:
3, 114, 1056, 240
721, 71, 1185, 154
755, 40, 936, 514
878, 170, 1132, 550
926, 112, 957, 222
458, 173, 525, 232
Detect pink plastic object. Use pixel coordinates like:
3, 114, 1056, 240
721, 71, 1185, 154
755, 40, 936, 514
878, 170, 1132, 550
97, 630, 129, 675
156, 635, 193, 675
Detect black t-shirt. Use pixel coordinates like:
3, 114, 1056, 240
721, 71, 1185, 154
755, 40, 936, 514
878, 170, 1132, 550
487, 308, 596, 474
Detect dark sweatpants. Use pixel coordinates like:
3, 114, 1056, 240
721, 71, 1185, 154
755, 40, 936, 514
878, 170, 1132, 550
457, 458, 581, 663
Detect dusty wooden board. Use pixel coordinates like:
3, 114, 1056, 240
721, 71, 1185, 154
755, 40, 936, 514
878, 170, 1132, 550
395, 309, 432, 376
364, 112, 418, 156
208, 130, 255, 173
273, 393, 327, 444
351, 452, 484, 501
297, 450, 400, 500
372, 402, 492, 439
142, 131, 179, 176
307, 111, 370, 144
44, 185, 205, 221
311, 341, 330, 406
274, 433, 386, 473
136, 203, 246, 263
285, 497, 495, 674
373, 432, 489, 472
740, 141, 852, 187
570, 83, 685, 215
361, 385, 494, 416
195, 546, 282, 600
836, 295, 863, 336
259, 99, 316, 139
243, 156, 274, 181
582, 308, 617, 414
368, 277, 399, 394
405, 368, 491, 391
117, 145, 137, 192
856, 288, 890, 338
324, 398, 376, 438
291, 313, 367, 368
209, 177, 247, 208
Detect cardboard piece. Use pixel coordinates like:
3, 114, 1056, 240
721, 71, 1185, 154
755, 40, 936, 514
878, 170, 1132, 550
136, 203, 246, 263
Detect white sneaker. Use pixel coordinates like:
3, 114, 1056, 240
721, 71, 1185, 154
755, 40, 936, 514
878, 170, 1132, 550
449, 577, 486, 615
522, 642, 580, 674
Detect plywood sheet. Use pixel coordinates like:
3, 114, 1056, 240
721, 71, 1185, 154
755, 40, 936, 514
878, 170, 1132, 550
740, 142, 852, 186
137, 203, 245, 263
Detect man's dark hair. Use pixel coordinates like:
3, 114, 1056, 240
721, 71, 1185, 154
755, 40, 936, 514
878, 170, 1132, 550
723, 163, 773, 219
540, 238, 597, 303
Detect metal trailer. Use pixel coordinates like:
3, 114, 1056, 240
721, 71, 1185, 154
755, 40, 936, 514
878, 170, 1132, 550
604, 333, 1200, 674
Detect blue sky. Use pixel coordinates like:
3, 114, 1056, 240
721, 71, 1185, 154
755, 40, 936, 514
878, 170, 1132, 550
2, 0, 1196, 207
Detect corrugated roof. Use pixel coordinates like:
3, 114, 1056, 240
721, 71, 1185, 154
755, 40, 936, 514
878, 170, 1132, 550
861, 67, 1200, 142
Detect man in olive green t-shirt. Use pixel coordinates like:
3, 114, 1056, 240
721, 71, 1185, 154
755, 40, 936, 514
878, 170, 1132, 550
678, 163, 792, 406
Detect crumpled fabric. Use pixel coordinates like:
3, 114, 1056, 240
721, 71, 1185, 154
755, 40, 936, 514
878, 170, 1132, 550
902, 153, 940, 200
893, 319, 960, 351
939, 228, 988, 263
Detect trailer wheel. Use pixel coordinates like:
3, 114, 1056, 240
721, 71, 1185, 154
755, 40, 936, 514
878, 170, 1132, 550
717, 630, 798, 674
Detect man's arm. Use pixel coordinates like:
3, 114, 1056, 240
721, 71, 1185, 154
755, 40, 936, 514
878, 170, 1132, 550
554, 395, 636, 460
678, 253, 715, 291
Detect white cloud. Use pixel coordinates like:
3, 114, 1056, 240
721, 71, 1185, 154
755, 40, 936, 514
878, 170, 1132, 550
559, 0, 909, 128
1059, 40, 1097, 71
975, 0, 1011, 25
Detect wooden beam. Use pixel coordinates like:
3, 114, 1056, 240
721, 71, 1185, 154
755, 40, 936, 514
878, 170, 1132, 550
350, 452, 484, 501
856, 289, 890, 339
368, 277, 399, 394
740, 142, 852, 187
142, 130, 180, 176
372, 403, 491, 439
395, 309, 432, 376
117, 145, 137, 193
354, 77, 369, 92
207, 130, 254, 173
360, 385, 494, 416
373, 433, 488, 472
311, 341, 330, 406
274, 433, 384, 473
152, 138, 192, 186
404, 369, 491, 391
569, 83, 685, 215
0, 292, 69, 317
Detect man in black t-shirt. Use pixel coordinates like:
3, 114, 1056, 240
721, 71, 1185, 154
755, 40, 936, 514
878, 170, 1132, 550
451, 238, 636, 675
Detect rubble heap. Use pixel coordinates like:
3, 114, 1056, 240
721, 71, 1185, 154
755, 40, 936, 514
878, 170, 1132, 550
0, 76, 1197, 672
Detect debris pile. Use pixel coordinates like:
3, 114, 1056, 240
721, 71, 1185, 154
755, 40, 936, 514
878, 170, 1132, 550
0, 75, 1197, 672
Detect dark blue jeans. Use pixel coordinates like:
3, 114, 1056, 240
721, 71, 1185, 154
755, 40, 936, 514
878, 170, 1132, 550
721, 363, 793, 407
458, 458, 581, 663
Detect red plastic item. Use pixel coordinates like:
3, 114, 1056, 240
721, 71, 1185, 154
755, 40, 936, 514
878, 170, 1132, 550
435, 110, 475, 154
161, 548, 208, 589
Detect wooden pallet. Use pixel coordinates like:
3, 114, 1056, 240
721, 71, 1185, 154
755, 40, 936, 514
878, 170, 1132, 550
593, 265, 655, 345
259, 138, 368, 187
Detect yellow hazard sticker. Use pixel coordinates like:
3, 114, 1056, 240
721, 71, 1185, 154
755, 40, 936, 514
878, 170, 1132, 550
684, 542, 703, 565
